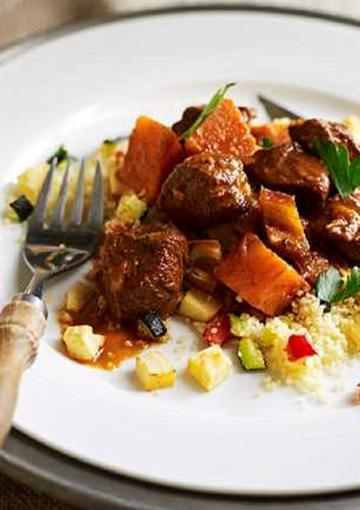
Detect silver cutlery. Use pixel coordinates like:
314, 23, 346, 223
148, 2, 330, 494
257, 94, 299, 120
0, 158, 104, 446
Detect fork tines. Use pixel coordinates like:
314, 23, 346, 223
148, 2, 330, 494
28, 157, 104, 233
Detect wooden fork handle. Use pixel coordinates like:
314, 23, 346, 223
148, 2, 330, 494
0, 297, 47, 447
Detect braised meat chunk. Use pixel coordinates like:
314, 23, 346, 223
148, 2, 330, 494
312, 190, 360, 263
247, 143, 330, 204
290, 119, 360, 160
99, 225, 188, 323
172, 106, 203, 137
294, 251, 330, 286
258, 188, 331, 285
259, 188, 309, 259
159, 153, 251, 229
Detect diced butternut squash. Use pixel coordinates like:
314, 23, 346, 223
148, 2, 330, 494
259, 187, 309, 258
184, 99, 257, 163
120, 116, 183, 203
251, 118, 291, 146
215, 233, 309, 316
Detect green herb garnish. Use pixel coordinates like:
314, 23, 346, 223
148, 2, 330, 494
315, 139, 360, 198
179, 82, 236, 140
316, 266, 360, 304
47, 145, 68, 165
9, 195, 34, 222
261, 137, 273, 148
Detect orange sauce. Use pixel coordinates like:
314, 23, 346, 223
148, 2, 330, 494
59, 297, 149, 370
87, 327, 146, 370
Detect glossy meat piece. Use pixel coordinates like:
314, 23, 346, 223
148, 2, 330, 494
99, 225, 188, 322
294, 251, 330, 286
247, 143, 330, 204
238, 106, 257, 123
172, 106, 203, 137
312, 190, 360, 263
159, 152, 251, 229
259, 188, 331, 284
259, 188, 309, 259
215, 233, 309, 316
290, 119, 360, 160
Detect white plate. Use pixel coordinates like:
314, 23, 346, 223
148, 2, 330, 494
1, 9, 360, 497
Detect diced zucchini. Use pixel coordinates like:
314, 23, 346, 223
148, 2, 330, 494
137, 311, 167, 340
187, 345, 231, 391
237, 338, 266, 371
178, 289, 222, 322
9, 195, 34, 221
136, 351, 176, 390
229, 313, 263, 339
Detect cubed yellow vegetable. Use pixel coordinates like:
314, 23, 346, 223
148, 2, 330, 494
115, 191, 147, 224
178, 289, 222, 322
136, 351, 176, 390
97, 140, 127, 196
340, 317, 360, 354
187, 345, 231, 391
63, 325, 105, 361
343, 116, 360, 144
65, 282, 94, 313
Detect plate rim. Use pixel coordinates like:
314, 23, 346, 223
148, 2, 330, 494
0, 4, 360, 507
2, 429, 360, 510
1, 2, 359, 64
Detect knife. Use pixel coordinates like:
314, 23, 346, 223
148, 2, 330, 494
257, 94, 300, 120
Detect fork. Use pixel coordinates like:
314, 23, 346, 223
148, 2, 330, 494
0, 157, 104, 446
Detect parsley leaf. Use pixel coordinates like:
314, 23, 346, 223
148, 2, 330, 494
261, 137, 273, 148
316, 266, 342, 303
47, 145, 68, 165
316, 266, 360, 304
179, 82, 236, 140
315, 139, 360, 198
350, 158, 360, 188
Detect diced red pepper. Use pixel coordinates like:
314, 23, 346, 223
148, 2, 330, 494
286, 334, 317, 362
202, 313, 230, 346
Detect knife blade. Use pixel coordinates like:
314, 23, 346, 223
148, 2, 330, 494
257, 94, 300, 120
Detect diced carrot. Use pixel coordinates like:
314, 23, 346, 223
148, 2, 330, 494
215, 233, 309, 316
184, 99, 257, 163
259, 187, 309, 257
251, 119, 291, 146
120, 116, 183, 203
